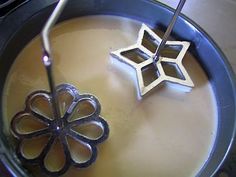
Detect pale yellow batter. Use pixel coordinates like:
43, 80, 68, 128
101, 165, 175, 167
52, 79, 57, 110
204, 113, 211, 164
3, 16, 217, 177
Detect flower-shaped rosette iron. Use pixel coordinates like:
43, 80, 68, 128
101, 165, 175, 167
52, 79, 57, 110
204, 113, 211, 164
10, 84, 109, 176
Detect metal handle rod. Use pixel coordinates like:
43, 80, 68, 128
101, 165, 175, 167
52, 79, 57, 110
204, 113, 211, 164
41, 0, 68, 121
153, 0, 186, 64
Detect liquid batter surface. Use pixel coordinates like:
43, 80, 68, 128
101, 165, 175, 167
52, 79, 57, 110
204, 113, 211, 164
3, 16, 217, 177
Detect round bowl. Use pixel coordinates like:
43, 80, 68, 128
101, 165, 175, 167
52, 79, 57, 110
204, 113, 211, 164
0, 0, 235, 176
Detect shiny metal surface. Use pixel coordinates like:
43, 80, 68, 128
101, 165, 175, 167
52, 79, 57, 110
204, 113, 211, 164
9, 0, 109, 175
10, 83, 109, 176
41, 0, 67, 125
111, 24, 194, 97
111, 0, 194, 97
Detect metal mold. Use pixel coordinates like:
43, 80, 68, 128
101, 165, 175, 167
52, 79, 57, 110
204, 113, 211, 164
111, 24, 194, 97
8, 1, 109, 175
11, 84, 109, 176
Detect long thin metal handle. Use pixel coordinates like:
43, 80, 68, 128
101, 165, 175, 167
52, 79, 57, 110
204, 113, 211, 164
153, 0, 186, 64
41, 0, 68, 120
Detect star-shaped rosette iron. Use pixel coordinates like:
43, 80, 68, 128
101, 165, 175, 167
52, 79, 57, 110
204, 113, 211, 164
10, 84, 109, 176
111, 24, 194, 97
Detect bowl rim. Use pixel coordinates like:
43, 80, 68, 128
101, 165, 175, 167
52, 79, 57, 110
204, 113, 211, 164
0, 0, 16, 9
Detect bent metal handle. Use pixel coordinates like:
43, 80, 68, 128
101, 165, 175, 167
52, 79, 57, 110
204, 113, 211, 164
41, 0, 68, 120
10, 1, 109, 176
